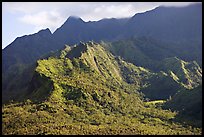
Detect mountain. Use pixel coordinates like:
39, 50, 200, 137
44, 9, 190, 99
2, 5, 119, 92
52, 16, 88, 46
53, 3, 201, 49
52, 16, 127, 46
2, 42, 201, 135
125, 4, 202, 43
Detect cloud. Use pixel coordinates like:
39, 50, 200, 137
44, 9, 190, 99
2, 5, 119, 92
15, 2, 147, 32
18, 10, 65, 32
156, 2, 199, 7
70, 3, 136, 21
6, 2, 201, 30
3, 2, 44, 14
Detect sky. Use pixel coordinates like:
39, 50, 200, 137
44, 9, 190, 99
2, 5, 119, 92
2, 2, 200, 49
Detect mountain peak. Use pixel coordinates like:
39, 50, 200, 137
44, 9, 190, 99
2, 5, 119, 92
66, 16, 84, 23
37, 28, 52, 35
65, 41, 88, 59
69, 15, 81, 19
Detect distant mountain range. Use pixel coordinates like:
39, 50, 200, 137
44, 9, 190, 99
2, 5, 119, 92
2, 3, 202, 74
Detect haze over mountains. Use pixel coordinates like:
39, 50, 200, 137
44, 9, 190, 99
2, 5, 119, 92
2, 3, 202, 135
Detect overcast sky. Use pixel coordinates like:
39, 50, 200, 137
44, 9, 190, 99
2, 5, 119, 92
2, 2, 200, 49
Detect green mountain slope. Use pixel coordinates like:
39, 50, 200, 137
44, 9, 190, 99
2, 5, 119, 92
2, 42, 201, 135
102, 38, 202, 100
157, 57, 202, 89
140, 57, 202, 100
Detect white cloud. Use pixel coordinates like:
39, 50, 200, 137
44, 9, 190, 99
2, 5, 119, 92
14, 2, 143, 32
5, 2, 201, 30
156, 2, 198, 7
3, 2, 43, 14
18, 10, 65, 32
77, 4, 135, 21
